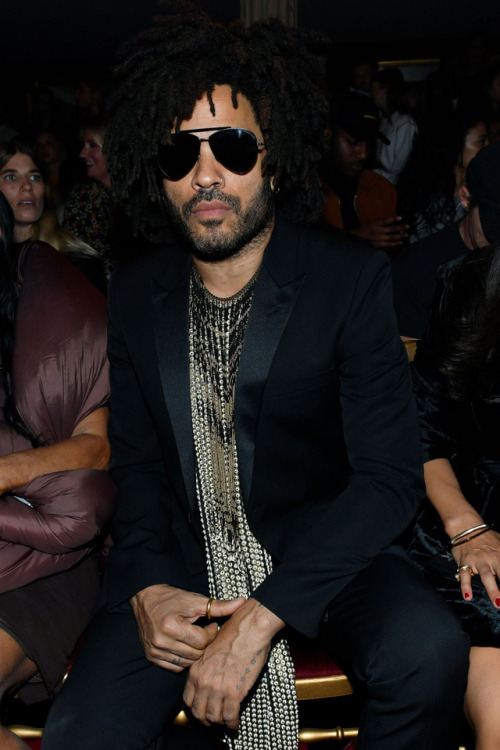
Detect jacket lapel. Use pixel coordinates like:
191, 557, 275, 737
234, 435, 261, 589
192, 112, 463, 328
151, 218, 305, 512
152, 252, 198, 512
235, 217, 305, 503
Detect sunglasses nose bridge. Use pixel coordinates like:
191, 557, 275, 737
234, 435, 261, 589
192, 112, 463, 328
191, 136, 225, 188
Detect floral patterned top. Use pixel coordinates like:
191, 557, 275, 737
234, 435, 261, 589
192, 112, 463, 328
62, 182, 113, 273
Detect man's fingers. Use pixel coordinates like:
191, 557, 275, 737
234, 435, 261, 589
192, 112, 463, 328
379, 216, 409, 228
208, 596, 246, 620
146, 651, 192, 672
222, 697, 240, 729
203, 621, 220, 645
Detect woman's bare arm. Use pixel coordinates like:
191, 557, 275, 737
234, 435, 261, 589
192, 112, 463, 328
0, 407, 110, 494
424, 457, 500, 607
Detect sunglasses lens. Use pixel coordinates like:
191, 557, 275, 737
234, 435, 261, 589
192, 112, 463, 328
210, 129, 259, 174
157, 133, 200, 180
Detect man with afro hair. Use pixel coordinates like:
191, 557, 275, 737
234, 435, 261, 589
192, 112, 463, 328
43, 3, 468, 749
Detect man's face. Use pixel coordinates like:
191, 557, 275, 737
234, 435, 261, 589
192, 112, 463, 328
331, 127, 371, 179
352, 64, 374, 94
461, 122, 490, 171
162, 84, 274, 263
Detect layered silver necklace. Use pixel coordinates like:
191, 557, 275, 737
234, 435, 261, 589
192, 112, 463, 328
189, 265, 298, 750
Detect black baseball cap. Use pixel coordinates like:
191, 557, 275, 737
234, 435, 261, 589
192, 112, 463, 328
331, 92, 390, 145
466, 142, 500, 243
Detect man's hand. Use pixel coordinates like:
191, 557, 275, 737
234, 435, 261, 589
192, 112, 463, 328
352, 216, 409, 248
131, 584, 245, 672
183, 597, 285, 729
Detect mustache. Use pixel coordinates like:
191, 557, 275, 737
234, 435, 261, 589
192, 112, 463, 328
182, 188, 241, 218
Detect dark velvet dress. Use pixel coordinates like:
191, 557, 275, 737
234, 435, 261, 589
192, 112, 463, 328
408, 340, 500, 647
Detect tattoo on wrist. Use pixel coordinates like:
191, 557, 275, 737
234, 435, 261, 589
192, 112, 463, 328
236, 650, 262, 690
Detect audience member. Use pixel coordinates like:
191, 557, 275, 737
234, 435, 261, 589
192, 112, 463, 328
464, 32, 492, 85
0, 139, 107, 292
479, 62, 500, 122
392, 142, 500, 339
62, 118, 114, 272
397, 111, 490, 242
35, 130, 82, 219
348, 58, 378, 97
63, 116, 151, 270
404, 80, 425, 127
42, 6, 468, 750
425, 52, 466, 115
371, 67, 418, 184
0, 190, 115, 749
75, 78, 105, 119
323, 91, 408, 250
408, 240, 500, 749
26, 86, 64, 135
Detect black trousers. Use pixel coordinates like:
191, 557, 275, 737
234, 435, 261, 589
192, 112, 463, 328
41, 548, 469, 750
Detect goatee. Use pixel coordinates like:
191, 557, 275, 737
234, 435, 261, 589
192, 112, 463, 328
163, 182, 275, 263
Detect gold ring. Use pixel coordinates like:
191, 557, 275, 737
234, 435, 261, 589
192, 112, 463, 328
206, 597, 213, 620
455, 565, 474, 582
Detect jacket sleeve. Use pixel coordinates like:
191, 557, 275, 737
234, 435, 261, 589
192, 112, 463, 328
103, 270, 194, 610
253, 251, 425, 637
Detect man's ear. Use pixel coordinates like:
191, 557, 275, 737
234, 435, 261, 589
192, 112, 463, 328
459, 184, 472, 211
270, 176, 279, 194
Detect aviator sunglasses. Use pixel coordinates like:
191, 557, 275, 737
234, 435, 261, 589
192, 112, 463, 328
157, 126, 265, 181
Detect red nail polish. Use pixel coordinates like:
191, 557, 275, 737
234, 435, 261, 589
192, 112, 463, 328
496, 598, 500, 607
464, 592, 470, 599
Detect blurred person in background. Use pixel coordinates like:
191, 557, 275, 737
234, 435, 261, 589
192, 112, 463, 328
0, 139, 106, 293
322, 91, 408, 251
371, 67, 418, 184
397, 111, 489, 243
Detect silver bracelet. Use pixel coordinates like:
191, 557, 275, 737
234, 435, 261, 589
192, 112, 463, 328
449, 523, 491, 547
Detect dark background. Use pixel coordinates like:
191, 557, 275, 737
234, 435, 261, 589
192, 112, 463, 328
3, 0, 499, 81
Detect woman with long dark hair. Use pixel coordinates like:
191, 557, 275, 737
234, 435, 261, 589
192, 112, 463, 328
397, 111, 489, 242
0, 138, 106, 293
0, 191, 114, 748
409, 242, 500, 748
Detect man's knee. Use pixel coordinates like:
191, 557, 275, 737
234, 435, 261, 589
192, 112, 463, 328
321, 551, 470, 697
367, 601, 469, 694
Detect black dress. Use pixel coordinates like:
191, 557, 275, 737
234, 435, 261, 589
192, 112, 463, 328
408, 339, 500, 647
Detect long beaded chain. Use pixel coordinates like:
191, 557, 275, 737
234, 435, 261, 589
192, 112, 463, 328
189, 266, 298, 750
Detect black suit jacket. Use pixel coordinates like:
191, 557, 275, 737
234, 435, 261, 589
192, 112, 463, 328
105, 215, 424, 638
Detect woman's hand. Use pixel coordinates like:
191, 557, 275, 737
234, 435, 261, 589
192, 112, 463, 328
452, 529, 500, 608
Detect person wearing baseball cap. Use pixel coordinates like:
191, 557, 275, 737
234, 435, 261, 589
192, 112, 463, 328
393, 142, 500, 339
322, 91, 408, 250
